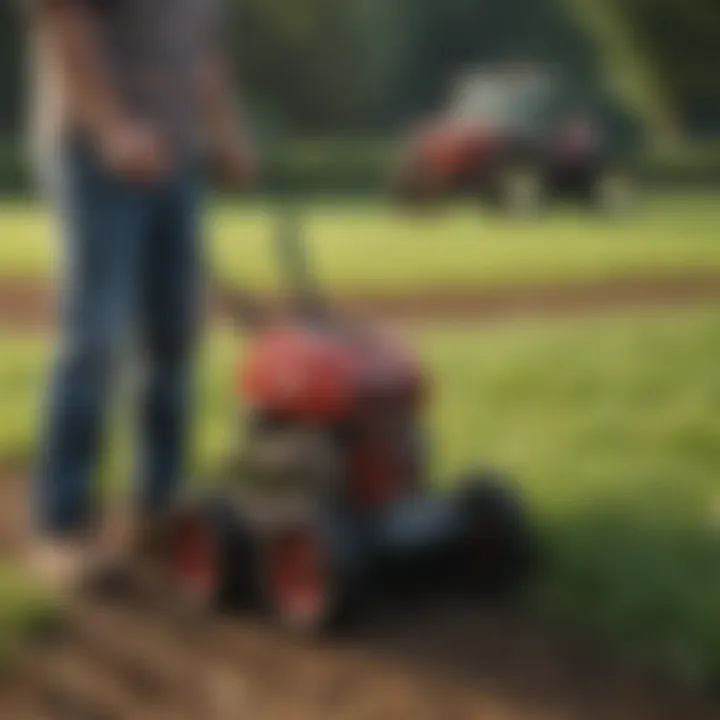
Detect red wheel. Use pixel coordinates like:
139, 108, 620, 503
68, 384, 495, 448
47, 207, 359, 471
169, 513, 221, 609
265, 526, 334, 633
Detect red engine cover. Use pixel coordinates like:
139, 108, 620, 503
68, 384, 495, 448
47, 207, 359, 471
411, 120, 500, 188
240, 322, 426, 421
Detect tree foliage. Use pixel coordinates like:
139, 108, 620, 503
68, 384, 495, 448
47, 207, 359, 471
0, 0, 717, 141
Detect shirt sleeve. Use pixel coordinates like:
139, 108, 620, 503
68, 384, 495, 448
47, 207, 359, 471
208, 0, 231, 49
19, 0, 99, 13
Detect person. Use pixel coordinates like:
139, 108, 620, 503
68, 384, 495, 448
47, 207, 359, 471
24, 0, 256, 589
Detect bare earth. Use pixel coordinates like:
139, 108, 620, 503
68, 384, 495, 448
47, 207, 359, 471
1, 271, 720, 329
0, 469, 718, 720
2, 275, 720, 719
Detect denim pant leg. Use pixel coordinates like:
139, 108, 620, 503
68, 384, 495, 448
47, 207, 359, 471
135, 167, 203, 515
34, 145, 151, 536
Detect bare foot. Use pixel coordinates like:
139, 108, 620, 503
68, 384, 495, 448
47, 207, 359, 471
102, 506, 174, 561
26, 511, 176, 601
25, 534, 136, 599
25, 537, 92, 596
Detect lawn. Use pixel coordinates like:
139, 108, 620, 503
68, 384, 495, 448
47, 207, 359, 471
0, 193, 719, 292
1, 306, 720, 683
0, 566, 56, 671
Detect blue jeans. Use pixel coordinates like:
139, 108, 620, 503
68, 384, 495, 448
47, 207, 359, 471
35, 140, 203, 536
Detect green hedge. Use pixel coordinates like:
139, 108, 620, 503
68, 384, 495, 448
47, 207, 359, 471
270, 141, 720, 192
635, 142, 720, 187
1, 137, 719, 195
0, 139, 30, 194
260, 138, 393, 194
262, 138, 720, 192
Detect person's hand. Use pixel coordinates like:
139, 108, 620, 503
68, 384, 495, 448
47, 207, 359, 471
97, 120, 169, 184
212, 129, 258, 189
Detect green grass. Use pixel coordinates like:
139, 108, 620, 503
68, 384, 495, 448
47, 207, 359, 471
420, 310, 720, 686
0, 566, 57, 671
2, 307, 720, 682
1, 194, 720, 292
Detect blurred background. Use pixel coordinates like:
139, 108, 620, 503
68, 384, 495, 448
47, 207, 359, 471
0, 1, 720, 718
0, 0, 719, 192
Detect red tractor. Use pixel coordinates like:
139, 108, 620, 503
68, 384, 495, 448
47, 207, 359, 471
166, 212, 535, 634
392, 67, 634, 215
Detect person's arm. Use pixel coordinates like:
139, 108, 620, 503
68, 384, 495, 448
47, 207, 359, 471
29, 0, 168, 181
199, 47, 256, 187
31, 0, 123, 139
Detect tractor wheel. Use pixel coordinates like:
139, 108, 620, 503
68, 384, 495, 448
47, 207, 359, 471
592, 167, 636, 215
167, 498, 251, 613
458, 470, 536, 597
491, 164, 545, 217
259, 520, 345, 636
389, 154, 435, 210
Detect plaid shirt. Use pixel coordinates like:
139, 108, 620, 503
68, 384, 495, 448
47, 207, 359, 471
28, 0, 220, 159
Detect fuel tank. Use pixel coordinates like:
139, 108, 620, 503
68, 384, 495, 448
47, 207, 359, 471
240, 321, 426, 422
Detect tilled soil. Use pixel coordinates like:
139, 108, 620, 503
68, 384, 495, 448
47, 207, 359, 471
2, 271, 720, 329
1, 475, 719, 720
3, 273, 720, 718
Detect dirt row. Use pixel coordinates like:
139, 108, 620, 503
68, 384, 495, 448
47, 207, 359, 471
1, 271, 720, 330
6, 597, 718, 720
2, 275, 720, 719
1, 474, 719, 720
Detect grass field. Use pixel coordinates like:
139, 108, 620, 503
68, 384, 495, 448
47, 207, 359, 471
0, 566, 55, 670
0, 193, 719, 292
1, 306, 720, 682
